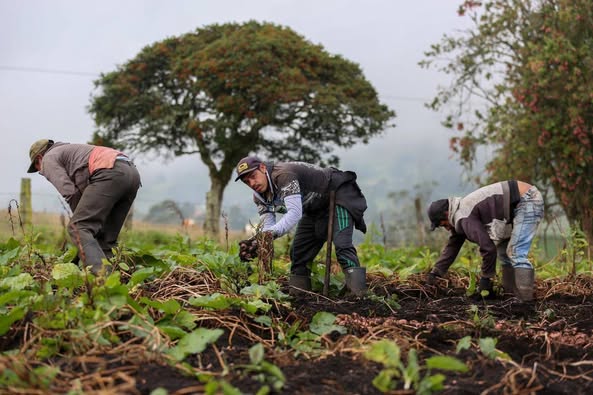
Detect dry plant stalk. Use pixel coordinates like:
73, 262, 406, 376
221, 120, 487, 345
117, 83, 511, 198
143, 266, 221, 302
256, 231, 274, 283
7, 199, 25, 236
222, 211, 229, 252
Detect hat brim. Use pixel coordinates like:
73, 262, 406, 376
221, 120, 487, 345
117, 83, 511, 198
27, 160, 38, 173
234, 167, 257, 182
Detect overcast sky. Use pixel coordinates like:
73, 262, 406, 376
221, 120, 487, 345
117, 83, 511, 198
0, 0, 478, 218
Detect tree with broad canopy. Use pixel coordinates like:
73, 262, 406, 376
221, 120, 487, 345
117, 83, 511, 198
89, 21, 395, 236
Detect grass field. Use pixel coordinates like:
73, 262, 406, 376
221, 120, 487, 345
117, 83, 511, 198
0, 210, 249, 246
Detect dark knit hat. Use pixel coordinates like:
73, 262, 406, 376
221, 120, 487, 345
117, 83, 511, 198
427, 199, 449, 231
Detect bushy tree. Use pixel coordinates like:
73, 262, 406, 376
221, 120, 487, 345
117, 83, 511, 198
89, 21, 395, 235
144, 200, 193, 225
421, 0, 593, 249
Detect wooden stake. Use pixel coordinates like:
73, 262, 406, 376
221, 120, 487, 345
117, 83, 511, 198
323, 190, 336, 296
19, 178, 32, 227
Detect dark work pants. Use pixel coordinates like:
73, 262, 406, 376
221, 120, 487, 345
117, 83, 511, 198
290, 205, 360, 276
68, 160, 141, 274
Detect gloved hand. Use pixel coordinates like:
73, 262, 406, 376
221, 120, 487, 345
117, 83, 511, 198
239, 237, 258, 262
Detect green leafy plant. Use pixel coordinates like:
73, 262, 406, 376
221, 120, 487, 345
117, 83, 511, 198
203, 379, 242, 395
237, 343, 286, 394
277, 312, 346, 355
560, 225, 591, 275
478, 337, 511, 360
456, 335, 511, 361
167, 328, 224, 362
467, 304, 495, 336
365, 293, 401, 312
0, 363, 60, 391
365, 339, 468, 394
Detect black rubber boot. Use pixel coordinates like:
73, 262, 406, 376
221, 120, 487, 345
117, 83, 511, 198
344, 267, 367, 296
425, 272, 441, 286
501, 265, 515, 296
514, 267, 535, 302
471, 277, 496, 301
289, 274, 312, 297
80, 242, 110, 276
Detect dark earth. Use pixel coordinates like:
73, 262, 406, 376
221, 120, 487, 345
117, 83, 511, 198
3, 273, 593, 394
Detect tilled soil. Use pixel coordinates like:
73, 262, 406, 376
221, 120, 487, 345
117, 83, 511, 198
4, 274, 593, 394
134, 275, 593, 394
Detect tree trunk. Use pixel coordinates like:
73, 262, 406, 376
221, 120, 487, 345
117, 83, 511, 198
570, 190, 593, 270
204, 178, 225, 237
414, 197, 426, 245
582, 209, 593, 267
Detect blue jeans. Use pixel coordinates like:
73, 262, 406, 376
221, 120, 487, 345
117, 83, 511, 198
498, 186, 544, 269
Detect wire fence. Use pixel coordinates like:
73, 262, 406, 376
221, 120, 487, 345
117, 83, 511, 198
1, 191, 174, 214
0, 189, 574, 259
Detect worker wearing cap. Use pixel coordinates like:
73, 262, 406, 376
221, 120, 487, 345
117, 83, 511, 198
235, 156, 368, 295
27, 139, 141, 275
426, 180, 544, 301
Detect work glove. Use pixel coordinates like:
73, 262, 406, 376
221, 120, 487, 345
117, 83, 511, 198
238, 237, 258, 262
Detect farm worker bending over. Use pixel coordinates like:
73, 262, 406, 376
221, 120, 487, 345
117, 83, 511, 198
27, 139, 141, 275
235, 156, 368, 296
426, 180, 544, 301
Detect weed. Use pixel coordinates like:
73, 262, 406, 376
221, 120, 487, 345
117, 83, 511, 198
455, 335, 511, 361
238, 343, 286, 393
467, 304, 496, 337
365, 339, 468, 394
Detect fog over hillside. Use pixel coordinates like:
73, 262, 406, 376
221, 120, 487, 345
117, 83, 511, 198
130, 99, 481, 227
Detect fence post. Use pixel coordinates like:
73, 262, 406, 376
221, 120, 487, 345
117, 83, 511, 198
414, 197, 426, 245
20, 178, 32, 226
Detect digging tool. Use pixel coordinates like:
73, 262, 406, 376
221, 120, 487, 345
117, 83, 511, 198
323, 190, 336, 296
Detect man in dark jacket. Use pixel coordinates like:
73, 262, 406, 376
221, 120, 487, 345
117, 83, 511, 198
235, 156, 368, 295
27, 139, 141, 275
426, 180, 544, 301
